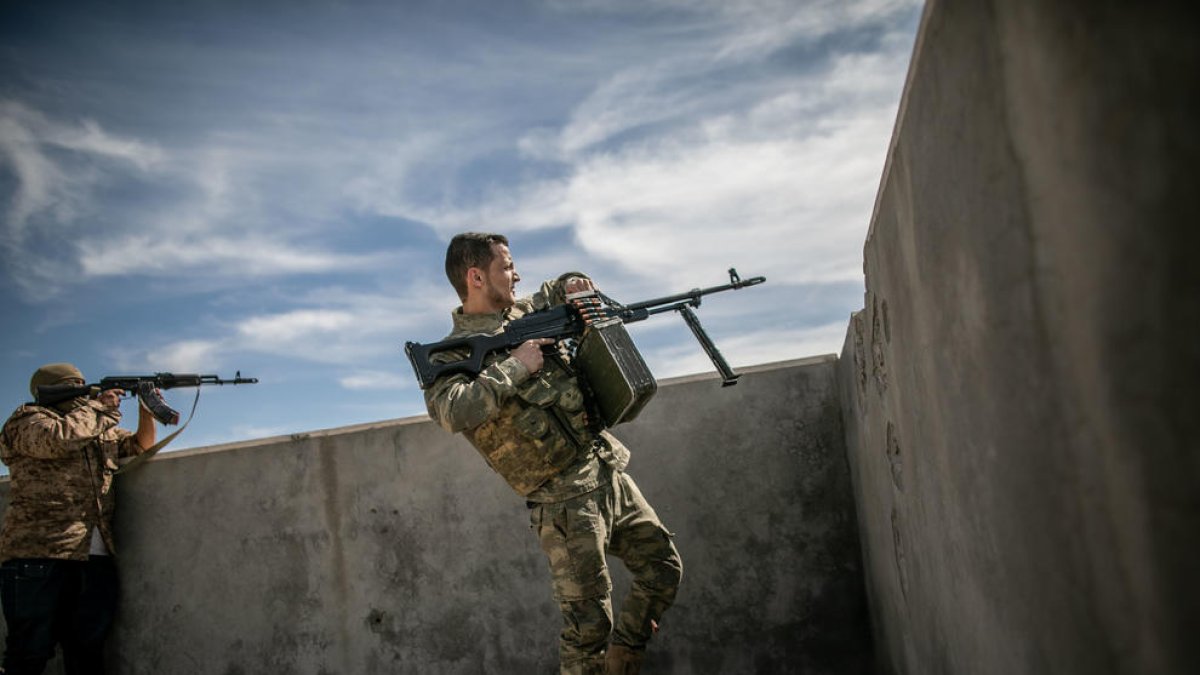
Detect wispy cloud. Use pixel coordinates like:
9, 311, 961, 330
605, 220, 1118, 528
0, 100, 163, 234
149, 340, 224, 373
109, 285, 447, 379
0, 106, 416, 298
412, 51, 907, 288
414, 26, 912, 289
339, 371, 410, 391
76, 235, 394, 279
0, 0, 922, 442
640, 320, 850, 380
227, 293, 443, 367
711, 0, 920, 60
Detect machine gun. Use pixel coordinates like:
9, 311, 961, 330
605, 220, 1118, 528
599, 268, 766, 385
405, 269, 765, 424
35, 372, 259, 426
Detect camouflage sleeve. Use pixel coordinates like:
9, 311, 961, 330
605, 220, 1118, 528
116, 428, 143, 458
424, 356, 531, 433
8, 402, 124, 459
533, 271, 591, 309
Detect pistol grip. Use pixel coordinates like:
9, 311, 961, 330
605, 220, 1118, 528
137, 381, 181, 425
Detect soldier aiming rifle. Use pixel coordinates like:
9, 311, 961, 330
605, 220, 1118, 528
0, 363, 255, 674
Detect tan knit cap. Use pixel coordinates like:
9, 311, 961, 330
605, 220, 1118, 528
29, 362, 85, 399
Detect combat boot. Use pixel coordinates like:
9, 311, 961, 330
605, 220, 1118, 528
605, 644, 644, 674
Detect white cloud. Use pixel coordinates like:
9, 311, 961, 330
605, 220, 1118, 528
76, 234, 392, 279
339, 371, 410, 391
237, 309, 359, 341
641, 320, 849, 380
47, 118, 164, 170
0, 101, 163, 233
110, 339, 224, 373
1, 101, 421, 298
218, 289, 444, 366
340, 134, 449, 217
407, 2, 916, 293
1, 0, 919, 413
102, 281, 453, 382
554, 64, 699, 157
231, 308, 378, 364
712, 0, 921, 60
0, 114, 64, 230
426, 93, 899, 289
0, 0, 926, 450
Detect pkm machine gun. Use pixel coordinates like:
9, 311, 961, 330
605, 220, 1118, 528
405, 269, 765, 427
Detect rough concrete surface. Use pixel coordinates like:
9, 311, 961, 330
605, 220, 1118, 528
837, 1, 1199, 674
2, 357, 872, 674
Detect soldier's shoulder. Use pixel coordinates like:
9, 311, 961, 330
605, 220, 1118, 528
508, 297, 540, 318
1, 405, 46, 447
4, 404, 48, 427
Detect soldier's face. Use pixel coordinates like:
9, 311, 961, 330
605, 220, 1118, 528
482, 243, 520, 308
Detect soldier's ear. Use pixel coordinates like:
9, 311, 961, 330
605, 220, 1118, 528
466, 267, 484, 290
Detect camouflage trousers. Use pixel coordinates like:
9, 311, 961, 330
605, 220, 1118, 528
529, 469, 683, 675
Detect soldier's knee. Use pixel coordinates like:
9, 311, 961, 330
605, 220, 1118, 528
653, 538, 683, 596
577, 614, 614, 648
562, 595, 614, 650
666, 540, 683, 578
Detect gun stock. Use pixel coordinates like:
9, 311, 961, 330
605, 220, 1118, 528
406, 305, 584, 389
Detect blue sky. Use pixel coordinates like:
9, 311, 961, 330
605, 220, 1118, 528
1, 0, 923, 452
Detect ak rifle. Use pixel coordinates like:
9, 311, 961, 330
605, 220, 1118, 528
35, 372, 259, 425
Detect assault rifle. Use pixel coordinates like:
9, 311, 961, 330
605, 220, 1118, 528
405, 268, 765, 390
35, 372, 259, 426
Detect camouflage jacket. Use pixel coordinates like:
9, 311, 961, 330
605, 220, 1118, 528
0, 400, 145, 562
424, 274, 630, 502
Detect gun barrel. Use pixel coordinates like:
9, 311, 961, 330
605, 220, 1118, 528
621, 275, 765, 313
196, 375, 259, 385
97, 373, 259, 389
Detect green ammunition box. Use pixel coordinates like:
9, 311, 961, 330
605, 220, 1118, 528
576, 319, 657, 427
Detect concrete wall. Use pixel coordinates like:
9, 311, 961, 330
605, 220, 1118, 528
2, 357, 873, 674
837, 1, 1198, 674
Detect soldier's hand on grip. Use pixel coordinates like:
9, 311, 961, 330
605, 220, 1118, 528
96, 389, 123, 410
512, 338, 554, 374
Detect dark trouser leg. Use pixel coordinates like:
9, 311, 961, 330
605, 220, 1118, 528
0, 558, 75, 675
531, 489, 615, 674
606, 473, 683, 650
61, 556, 118, 675
556, 595, 613, 675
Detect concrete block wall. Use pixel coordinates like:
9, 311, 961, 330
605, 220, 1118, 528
837, 1, 1199, 674
2, 357, 873, 674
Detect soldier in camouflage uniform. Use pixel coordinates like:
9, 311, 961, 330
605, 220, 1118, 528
0, 363, 157, 675
424, 233, 683, 675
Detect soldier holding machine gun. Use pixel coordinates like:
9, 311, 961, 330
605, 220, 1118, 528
417, 232, 760, 674
0, 363, 254, 674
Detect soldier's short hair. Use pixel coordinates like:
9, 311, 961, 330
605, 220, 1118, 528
445, 232, 509, 301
